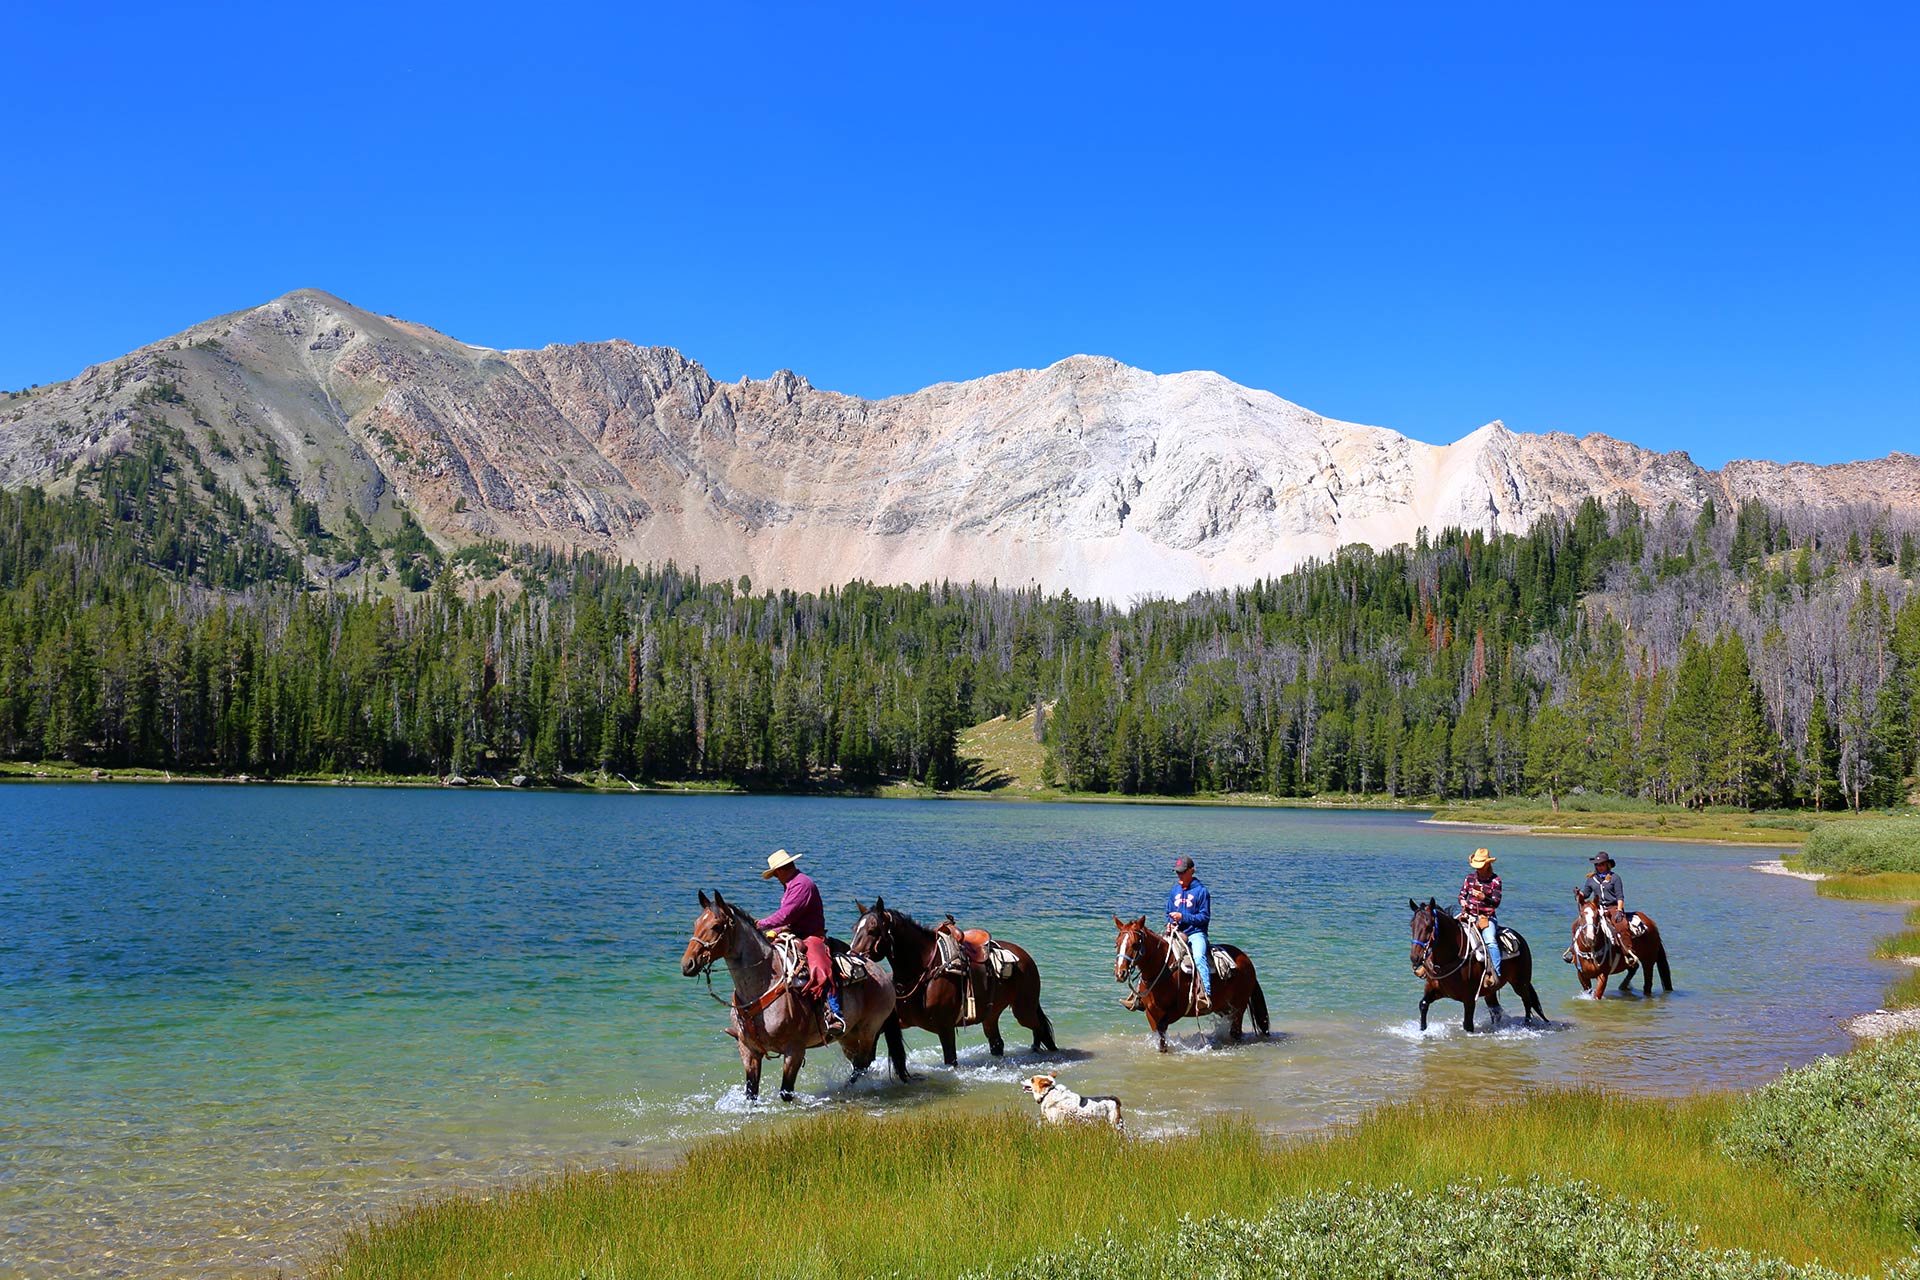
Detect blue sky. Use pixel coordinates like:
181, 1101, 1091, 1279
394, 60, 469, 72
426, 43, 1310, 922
3, 4, 1914, 466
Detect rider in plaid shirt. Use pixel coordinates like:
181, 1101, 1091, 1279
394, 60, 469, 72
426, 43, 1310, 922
1458, 848, 1502, 987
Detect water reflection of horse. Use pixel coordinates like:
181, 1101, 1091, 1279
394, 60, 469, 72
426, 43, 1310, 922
681, 890, 913, 1100
1407, 898, 1549, 1032
850, 898, 1058, 1065
1571, 889, 1673, 999
1112, 917, 1270, 1052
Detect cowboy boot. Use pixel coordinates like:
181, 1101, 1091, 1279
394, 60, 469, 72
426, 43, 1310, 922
823, 990, 847, 1041
1120, 990, 1143, 1011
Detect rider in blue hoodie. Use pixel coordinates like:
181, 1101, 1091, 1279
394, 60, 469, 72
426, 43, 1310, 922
1167, 856, 1213, 1010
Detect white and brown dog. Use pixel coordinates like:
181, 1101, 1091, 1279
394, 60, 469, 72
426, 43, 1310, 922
1021, 1074, 1125, 1133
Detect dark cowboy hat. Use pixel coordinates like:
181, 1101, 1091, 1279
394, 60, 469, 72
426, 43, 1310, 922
1172, 856, 1196, 873
1591, 852, 1616, 868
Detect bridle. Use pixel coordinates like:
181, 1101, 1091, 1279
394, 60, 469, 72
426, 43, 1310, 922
1115, 923, 1173, 999
1571, 899, 1605, 967
855, 908, 940, 1003
1411, 906, 1470, 982
686, 906, 789, 1017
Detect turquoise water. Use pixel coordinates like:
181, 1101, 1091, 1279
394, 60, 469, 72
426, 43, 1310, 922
0, 785, 1908, 1278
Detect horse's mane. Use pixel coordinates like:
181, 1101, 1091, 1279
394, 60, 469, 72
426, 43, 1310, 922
882, 908, 934, 938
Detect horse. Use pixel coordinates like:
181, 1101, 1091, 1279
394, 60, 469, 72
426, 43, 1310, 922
1112, 916, 1270, 1052
1407, 897, 1549, 1032
1571, 889, 1673, 998
681, 890, 913, 1101
850, 898, 1058, 1065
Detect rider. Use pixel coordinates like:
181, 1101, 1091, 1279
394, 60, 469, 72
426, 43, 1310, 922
1458, 848, 1502, 990
1567, 851, 1636, 972
1167, 855, 1213, 1012
755, 848, 846, 1038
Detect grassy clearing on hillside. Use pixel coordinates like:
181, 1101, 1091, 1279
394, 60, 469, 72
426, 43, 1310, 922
320, 1088, 1914, 1280
1803, 819, 1920, 875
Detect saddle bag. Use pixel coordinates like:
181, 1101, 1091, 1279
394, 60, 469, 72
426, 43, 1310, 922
833, 953, 872, 985
1208, 947, 1235, 981
986, 943, 1019, 981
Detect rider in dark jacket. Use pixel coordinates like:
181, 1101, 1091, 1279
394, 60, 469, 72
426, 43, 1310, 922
1564, 851, 1634, 970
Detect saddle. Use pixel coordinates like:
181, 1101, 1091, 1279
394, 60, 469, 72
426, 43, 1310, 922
1168, 930, 1236, 982
936, 918, 1004, 1026
771, 933, 870, 989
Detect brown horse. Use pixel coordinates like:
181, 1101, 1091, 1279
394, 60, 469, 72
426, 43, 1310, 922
1407, 897, 1549, 1032
1112, 916, 1270, 1052
680, 890, 912, 1101
1571, 889, 1673, 998
850, 898, 1058, 1065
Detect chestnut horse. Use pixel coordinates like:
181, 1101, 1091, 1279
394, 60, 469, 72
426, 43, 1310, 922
1112, 916, 1270, 1052
1407, 897, 1549, 1032
681, 890, 912, 1100
1571, 889, 1673, 998
850, 898, 1057, 1065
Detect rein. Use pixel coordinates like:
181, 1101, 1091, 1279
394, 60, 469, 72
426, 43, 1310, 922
687, 918, 792, 1019
1414, 911, 1471, 982
1116, 927, 1175, 1000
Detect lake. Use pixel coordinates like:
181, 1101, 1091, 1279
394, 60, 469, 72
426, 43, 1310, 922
0, 785, 1906, 1277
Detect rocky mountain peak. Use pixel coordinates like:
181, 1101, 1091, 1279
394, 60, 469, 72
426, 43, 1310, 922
4, 290, 1917, 599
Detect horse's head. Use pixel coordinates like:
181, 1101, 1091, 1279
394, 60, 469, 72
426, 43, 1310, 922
850, 896, 893, 960
1113, 915, 1151, 982
682, 890, 739, 977
1408, 897, 1441, 975
1575, 890, 1601, 941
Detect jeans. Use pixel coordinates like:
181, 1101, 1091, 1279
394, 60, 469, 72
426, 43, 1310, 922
1186, 928, 1213, 999
1479, 919, 1502, 979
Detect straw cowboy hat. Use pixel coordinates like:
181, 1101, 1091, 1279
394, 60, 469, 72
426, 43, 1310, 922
760, 848, 803, 879
1468, 848, 1496, 870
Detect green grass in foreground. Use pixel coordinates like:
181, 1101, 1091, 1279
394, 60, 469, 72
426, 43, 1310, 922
322, 1089, 1914, 1280
974, 1180, 1906, 1280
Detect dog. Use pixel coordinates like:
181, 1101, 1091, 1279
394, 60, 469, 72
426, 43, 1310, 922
1021, 1073, 1125, 1133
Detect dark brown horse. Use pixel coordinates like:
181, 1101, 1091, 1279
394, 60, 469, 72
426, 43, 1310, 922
1407, 897, 1549, 1031
850, 898, 1057, 1065
1571, 889, 1673, 998
1112, 916, 1270, 1052
681, 891, 912, 1101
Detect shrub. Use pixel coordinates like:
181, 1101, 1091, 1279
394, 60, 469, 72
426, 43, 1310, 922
1718, 1034, 1920, 1234
965, 1180, 1872, 1279
1802, 819, 1920, 875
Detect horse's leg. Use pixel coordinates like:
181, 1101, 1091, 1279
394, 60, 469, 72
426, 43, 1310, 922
1229, 980, 1246, 1041
939, 1027, 958, 1068
1153, 1008, 1171, 1053
1418, 991, 1433, 1031
1462, 995, 1477, 1033
780, 1050, 804, 1100
983, 999, 1007, 1057
1485, 993, 1505, 1030
741, 1042, 764, 1101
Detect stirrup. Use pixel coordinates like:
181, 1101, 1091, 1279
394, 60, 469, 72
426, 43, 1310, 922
1120, 991, 1143, 1012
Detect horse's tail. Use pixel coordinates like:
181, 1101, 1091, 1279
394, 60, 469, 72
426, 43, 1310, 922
1034, 1004, 1058, 1052
882, 1012, 915, 1082
1655, 944, 1673, 993
1249, 977, 1270, 1035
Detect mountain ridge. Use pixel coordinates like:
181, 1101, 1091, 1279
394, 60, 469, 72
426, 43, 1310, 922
3, 288, 1915, 598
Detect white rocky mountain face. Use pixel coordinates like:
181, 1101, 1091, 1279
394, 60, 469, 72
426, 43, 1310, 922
3, 289, 1915, 598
